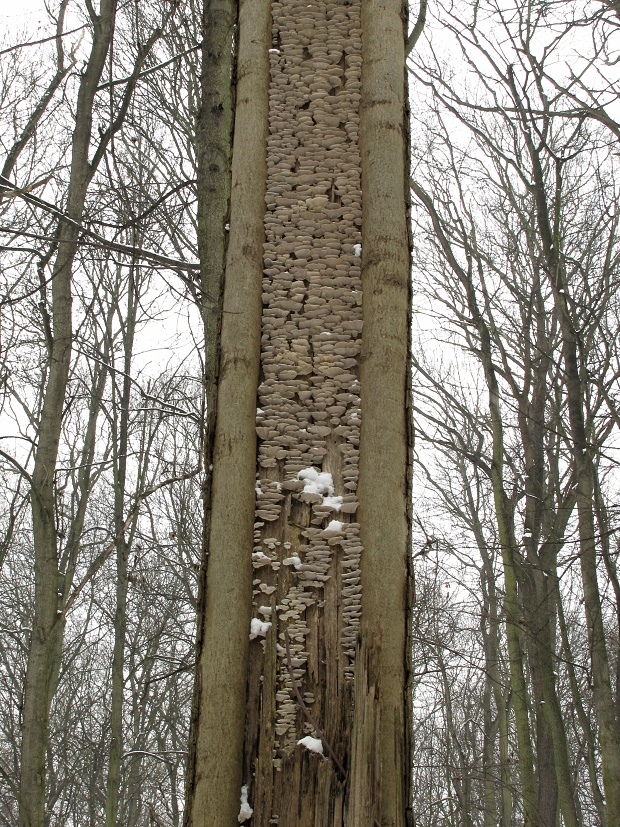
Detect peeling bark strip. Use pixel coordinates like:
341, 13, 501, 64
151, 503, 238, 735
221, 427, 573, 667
245, 0, 364, 821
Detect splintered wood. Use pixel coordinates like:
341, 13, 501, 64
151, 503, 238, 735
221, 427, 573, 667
245, 0, 363, 821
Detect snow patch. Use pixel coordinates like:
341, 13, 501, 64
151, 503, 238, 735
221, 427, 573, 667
322, 495, 343, 511
325, 520, 343, 533
297, 467, 343, 510
250, 618, 272, 639
298, 466, 335, 496
283, 555, 302, 569
297, 736, 324, 755
353, 243, 362, 257
252, 551, 270, 561
238, 785, 253, 823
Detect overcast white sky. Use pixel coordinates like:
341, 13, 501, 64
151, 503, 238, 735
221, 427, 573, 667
1, 0, 48, 35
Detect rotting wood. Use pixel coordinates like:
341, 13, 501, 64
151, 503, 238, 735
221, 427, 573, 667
243, 0, 364, 821
239, 0, 413, 821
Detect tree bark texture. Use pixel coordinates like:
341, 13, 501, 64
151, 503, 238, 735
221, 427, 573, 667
184, 0, 236, 815
183, 0, 270, 821
19, 4, 117, 826
348, 0, 413, 824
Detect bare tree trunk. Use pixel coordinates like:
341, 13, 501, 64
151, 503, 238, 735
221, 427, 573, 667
479, 561, 509, 827
411, 179, 539, 827
183, 0, 270, 819
184, 0, 236, 810
521, 124, 620, 822
347, 0, 413, 823
19, 5, 117, 825
557, 595, 608, 827
105, 265, 138, 827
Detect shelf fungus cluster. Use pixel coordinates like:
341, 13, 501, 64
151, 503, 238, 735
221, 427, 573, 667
246, 0, 363, 801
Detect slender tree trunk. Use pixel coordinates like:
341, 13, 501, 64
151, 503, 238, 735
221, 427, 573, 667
557, 595, 608, 827
480, 564, 507, 827
481, 666, 496, 827
183, 0, 270, 819
348, 0, 413, 823
105, 270, 137, 827
471, 290, 538, 827
471, 483, 512, 827
438, 655, 475, 827
411, 180, 538, 827
19, 6, 117, 825
559, 281, 620, 825
184, 0, 236, 808
521, 539, 578, 827
593, 469, 620, 728
521, 129, 620, 820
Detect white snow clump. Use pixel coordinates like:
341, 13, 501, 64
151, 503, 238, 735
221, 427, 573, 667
297, 735, 324, 755
353, 243, 362, 257
297, 467, 343, 511
249, 618, 272, 639
298, 466, 334, 495
238, 785, 253, 823
325, 520, 343, 533
322, 495, 343, 511
282, 555, 302, 569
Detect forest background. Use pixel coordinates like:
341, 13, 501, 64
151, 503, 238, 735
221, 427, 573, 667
1, 0, 620, 826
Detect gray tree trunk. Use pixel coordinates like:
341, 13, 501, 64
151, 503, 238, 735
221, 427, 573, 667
183, 0, 270, 820
19, 5, 117, 825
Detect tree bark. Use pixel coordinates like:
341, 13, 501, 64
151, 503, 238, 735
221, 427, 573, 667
348, 0, 413, 823
183, 0, 270, 820
184, 0, 236, 809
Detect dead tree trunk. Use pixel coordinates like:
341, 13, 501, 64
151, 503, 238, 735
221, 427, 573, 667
186, 0, 414, 821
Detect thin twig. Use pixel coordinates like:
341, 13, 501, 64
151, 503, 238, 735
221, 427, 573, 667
61, 468, 199, 620
96, 43, 201, 89
0, 25, 87, 57
0, 176, 200, 273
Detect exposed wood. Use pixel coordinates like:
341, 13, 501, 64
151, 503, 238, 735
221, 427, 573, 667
242, 0, 365, 821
